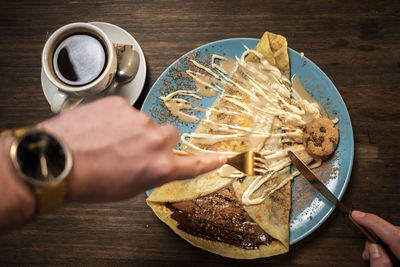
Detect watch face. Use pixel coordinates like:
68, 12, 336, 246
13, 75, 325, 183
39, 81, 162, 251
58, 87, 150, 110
14, 130, 68, 183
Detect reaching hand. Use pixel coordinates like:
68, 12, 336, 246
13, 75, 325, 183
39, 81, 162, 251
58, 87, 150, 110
39, 96, 226, 202
352, 210, 400, 267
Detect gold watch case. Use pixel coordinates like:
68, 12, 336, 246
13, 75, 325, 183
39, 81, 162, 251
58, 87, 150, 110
2, 127, 72, 214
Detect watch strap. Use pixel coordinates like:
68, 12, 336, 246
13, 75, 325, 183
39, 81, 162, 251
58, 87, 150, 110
34, 180, 67, 215
0, 126, 35, 138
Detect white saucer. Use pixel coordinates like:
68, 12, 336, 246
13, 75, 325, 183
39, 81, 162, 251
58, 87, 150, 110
41, 22, 147, 112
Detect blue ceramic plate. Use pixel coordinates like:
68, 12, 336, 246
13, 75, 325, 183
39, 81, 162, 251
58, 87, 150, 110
141, 38, 354, 245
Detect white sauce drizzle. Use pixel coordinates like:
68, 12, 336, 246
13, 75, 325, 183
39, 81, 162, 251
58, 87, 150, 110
160, 47, 330, 206
159, 90, 205, 123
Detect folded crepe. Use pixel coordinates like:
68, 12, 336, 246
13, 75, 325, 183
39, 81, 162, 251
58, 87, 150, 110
147, 32, 317, 259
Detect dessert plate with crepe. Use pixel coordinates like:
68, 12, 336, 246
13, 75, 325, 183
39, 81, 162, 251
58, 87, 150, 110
41, 22, 146, 111
141, 33, 354, 259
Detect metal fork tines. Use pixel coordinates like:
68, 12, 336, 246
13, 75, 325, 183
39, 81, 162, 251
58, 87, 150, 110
226, 151, 265, 176
173, 150, 265, 176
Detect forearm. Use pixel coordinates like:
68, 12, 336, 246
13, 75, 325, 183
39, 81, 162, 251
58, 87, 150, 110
0, 136, 35, 228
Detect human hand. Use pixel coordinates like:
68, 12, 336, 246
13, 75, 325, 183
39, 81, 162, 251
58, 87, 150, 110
39, 96, 226, 202
352, 211, 400, 267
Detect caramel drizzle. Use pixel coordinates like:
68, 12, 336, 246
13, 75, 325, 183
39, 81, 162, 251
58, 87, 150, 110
160, 47, 330, 205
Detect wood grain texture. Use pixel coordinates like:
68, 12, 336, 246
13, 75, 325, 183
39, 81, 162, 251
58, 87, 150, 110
0, 0, 399, 266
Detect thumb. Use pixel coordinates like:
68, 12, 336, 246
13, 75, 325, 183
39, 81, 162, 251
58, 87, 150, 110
369, 243, 392, 267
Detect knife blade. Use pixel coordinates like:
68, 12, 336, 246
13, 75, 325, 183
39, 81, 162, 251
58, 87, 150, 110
287, 151, 351, 215
287, 150, 375, 241
288, 150, 399, 265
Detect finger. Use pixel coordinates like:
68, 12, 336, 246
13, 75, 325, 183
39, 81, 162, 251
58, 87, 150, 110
144, 124, 179, 152
362, 240, 371, 260
135, 111, 157, 128
368, 243, 392, 267
169, 153, 227, 181
352, 211, 400, 258
158, 124, 180, 148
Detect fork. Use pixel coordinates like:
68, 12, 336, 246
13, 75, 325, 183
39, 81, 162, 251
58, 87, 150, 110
173, 150, 264, 176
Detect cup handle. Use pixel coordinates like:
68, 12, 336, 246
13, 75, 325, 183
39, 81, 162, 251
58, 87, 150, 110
51, 90, 68, 113
51, 90, 84, 113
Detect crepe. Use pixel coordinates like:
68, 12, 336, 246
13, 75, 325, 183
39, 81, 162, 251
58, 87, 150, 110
246, 31, 290, 78
147, 32, 317, 259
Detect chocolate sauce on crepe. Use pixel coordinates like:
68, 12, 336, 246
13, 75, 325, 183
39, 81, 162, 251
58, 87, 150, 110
166, 186, 275, 249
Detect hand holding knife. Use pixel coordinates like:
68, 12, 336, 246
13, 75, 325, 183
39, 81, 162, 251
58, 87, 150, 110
288, 151, 399, 266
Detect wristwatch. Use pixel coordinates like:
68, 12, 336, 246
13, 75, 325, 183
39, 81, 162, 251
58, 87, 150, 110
1, 127, 72, 215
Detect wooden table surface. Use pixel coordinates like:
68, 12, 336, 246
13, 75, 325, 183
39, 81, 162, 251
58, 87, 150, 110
0, 0, 399, 266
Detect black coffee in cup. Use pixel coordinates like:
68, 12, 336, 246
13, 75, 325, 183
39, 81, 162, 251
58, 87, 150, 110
53, 34, 106, 86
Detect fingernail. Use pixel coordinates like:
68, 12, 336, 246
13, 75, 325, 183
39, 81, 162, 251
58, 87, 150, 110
353, 210, 366, 218
369, 244, 381, 259
218, 155, 227, 164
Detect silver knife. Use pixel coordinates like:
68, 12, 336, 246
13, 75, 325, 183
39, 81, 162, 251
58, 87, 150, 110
287, 150, 399, 264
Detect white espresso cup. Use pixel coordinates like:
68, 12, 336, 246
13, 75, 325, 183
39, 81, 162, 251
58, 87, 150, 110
42, 22, 117, 113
